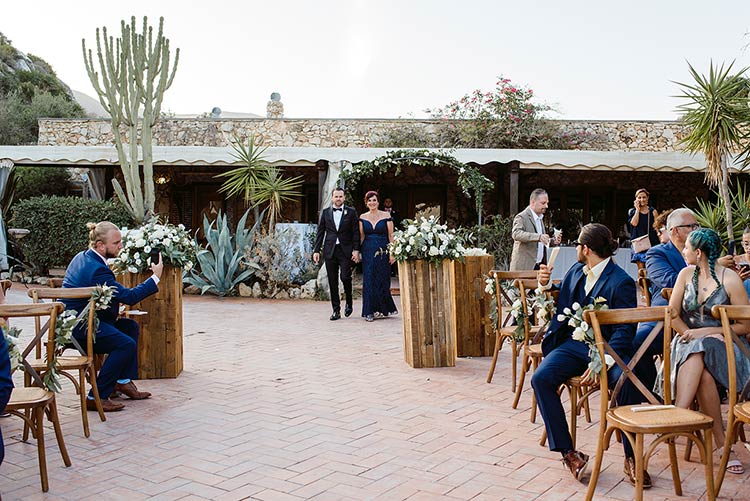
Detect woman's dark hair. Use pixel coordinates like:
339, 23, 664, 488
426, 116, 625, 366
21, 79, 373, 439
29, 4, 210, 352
653, 208, 673, 232
687, 228, 722, 302
364, 190, 379, 203
579, 223, 618, 258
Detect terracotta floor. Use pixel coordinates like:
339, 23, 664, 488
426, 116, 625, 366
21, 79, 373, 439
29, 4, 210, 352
0, 286, 749, 500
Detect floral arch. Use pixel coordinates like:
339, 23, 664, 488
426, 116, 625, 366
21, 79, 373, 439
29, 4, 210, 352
338, 149, 493, 224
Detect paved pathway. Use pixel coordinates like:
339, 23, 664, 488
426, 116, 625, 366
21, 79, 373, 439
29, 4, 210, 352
1, 288, 749, 500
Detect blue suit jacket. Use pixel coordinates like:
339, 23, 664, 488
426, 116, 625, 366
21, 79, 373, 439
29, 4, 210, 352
62, 249, 158, 327
645, 241, 685, 307
542, 259, 637, 358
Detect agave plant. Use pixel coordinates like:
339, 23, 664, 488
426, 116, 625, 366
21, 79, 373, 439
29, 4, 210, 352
185, 208, 263, 296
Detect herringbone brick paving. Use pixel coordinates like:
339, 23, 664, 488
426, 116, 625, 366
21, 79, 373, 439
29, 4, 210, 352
0, 287, 749, 500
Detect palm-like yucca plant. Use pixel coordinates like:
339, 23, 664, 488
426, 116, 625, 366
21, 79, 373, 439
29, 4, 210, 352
216, 135, 304, 233
693, 195, 728, 242
252, 167, 304, 232
216, 136, 269, 222
185, 208, 263, 296
675, 61, 750, 251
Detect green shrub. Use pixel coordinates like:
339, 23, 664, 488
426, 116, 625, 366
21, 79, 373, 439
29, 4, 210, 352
248, 226, 318, 296
458, 214, 514, 270
0, 91, 84, 145
14, 167, 71, 200
11, 196, 134, 273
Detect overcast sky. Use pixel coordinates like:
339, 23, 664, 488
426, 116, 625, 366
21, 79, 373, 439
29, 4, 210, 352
3, 0, 750, 120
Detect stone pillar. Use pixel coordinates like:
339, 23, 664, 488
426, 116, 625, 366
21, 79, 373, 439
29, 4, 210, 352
509, 160, 520, 215
316, 160, 328, 218
267, 92, 284, 118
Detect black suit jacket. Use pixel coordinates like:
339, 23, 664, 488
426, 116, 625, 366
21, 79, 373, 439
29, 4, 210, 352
314, 205, 360, 259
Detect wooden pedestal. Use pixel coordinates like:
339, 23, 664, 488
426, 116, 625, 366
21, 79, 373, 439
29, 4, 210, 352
451, 255, 495, 357
119, 265, 184, 378
398, 259, 456, 368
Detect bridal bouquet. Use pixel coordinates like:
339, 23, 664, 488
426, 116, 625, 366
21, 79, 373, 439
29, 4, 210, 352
389, 216, 466, 265
556, 297, 613, 374
113, 220, 198, 273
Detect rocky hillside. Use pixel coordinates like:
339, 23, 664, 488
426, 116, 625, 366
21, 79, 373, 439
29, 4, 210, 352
0, 31, 76, 102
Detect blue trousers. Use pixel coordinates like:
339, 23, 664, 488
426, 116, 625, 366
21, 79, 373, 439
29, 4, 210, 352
532, 337, 643, 457
75, 317, 139, 399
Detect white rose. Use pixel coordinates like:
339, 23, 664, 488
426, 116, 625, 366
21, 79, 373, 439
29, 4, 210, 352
406, 245, 411, 252
128, 266, 138, 273
557, 314, 566, 322
571, 302, 581, 311
143, 246, 151, 253
135, 238, 147, 248
428, 246, 439, 256
563, 307, 571, 315
572, 327, 586, 342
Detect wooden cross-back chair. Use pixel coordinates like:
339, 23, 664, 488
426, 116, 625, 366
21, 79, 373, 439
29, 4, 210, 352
486, 270, 538, 387
27, 287, 106, 437
2, 302, 72, 492
510, 278, 546, 423
711, 304, 750, 497
584, 306, 715, 501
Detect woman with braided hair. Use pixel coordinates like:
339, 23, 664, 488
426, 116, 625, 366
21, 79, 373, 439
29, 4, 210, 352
667, 228, 750, 474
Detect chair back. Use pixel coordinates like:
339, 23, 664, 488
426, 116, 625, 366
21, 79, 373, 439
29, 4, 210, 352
586, 306, 672, 421
637, 268, 652, 306
1, 279, 10, 294
711, 305, 750, 408
515, 278, 546, 344
662, 288, 673, 301
28, 287, 97, 363
491, 270, 538, 329
1, 302, 64, 384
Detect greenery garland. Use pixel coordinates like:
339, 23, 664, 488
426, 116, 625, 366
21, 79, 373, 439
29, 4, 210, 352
339, 149, 493, 219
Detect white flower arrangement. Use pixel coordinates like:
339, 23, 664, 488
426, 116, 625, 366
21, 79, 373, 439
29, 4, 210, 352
389, 216, 466, 265
463, 247, 489, 256
1, 321, 22, 373
556, 297, 613, 374
113, 220, 198, 274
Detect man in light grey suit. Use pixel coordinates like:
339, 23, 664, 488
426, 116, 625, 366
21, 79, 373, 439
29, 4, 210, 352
510, 188, 560, 270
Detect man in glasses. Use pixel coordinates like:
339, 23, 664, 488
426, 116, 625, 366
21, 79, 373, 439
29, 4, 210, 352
532, 223, 642, 486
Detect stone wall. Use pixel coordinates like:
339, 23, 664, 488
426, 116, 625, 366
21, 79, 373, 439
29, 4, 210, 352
38, 118, 689, 152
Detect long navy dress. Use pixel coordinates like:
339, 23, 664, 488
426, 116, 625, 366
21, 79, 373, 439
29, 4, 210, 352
360, 218, 398, 318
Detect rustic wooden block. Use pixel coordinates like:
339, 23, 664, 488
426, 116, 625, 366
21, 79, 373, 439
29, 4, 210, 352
398, 259, 456, 368
119, 265, 183, 379
450, 255, 495, 357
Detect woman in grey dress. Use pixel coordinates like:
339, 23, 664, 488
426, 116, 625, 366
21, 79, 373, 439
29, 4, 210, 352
668, 228, 750, 474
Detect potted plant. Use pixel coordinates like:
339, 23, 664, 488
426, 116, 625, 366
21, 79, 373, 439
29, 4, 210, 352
389, 216, 466, 368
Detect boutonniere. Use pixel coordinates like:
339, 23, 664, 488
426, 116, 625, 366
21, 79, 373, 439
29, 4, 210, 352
343, 209, 348, 216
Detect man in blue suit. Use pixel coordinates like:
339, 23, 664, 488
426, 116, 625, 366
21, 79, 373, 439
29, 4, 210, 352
634, 209, 696, 382
531, 224, 642, 485
63, 221, 162, 412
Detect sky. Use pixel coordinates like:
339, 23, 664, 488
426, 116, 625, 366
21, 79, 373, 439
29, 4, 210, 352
3, 0, 750, 120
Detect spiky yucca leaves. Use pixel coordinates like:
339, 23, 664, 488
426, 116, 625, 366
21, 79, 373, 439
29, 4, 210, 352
676, 61, 750, 248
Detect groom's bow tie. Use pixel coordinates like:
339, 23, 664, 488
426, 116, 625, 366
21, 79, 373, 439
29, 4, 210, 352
332, 208, 343, 212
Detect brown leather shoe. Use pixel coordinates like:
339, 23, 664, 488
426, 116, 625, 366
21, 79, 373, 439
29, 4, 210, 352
561, 450, 590, 482
624, 457, 652, 489
113, 381, 151, 400
86, 398, 124, 412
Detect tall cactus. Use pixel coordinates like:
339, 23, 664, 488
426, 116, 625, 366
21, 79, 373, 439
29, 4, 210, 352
82, 16, 179, 223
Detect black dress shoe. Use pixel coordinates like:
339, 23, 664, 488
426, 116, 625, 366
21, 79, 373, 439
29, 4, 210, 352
344, 305, 353, 317
330, 312, 341, 321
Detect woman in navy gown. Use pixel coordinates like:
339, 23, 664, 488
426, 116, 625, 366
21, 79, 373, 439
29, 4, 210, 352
359, 191, 398, 322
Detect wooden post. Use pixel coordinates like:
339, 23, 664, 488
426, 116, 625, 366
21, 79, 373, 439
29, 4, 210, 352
509, 160, 520, 215
119, 265, 183, 378
398, 259, 456, 368
450, 255, 495, 357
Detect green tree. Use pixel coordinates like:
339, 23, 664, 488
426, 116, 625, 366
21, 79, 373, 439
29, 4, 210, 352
0, 91, 84, 145
13, 167, 71, 200
676, 61, 750, 250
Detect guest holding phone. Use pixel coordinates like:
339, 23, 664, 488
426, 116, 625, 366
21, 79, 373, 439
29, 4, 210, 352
627, 188, 659, 264
734, 227, 750, 298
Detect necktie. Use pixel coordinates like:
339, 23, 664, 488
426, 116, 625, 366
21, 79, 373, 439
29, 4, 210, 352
584, 268, 596, 295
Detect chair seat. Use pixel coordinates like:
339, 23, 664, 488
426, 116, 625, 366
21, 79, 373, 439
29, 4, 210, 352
6, 387, 54, 408
29, 355, 89, 370
735, 401, 750, 421
608, 405, 713, 432
527, 343, 543, 357
566, 375, 598, 388
500, 326, 540, 337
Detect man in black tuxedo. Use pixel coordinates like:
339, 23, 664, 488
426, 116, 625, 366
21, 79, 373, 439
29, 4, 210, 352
313, 187, 360, 320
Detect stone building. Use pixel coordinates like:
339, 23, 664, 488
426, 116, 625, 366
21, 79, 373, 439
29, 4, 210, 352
0, 117, 743, 240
